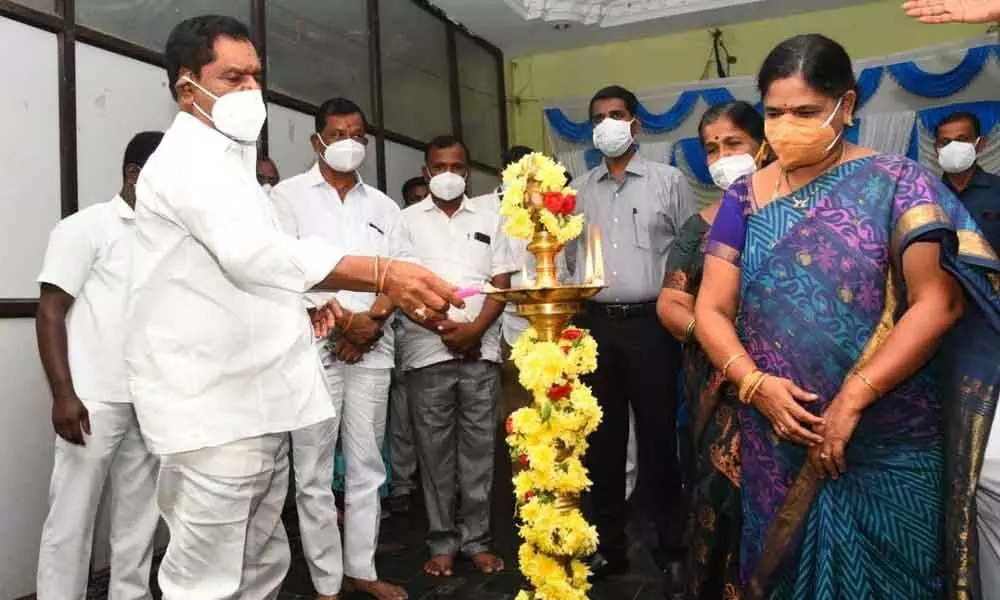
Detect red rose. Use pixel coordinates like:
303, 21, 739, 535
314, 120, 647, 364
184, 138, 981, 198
560, 328, 583, 341
505, 417, 514, 435
563, 194, 576, 213
543, 191, 565, 214
518, 454, 529, 467
548, 383, 573, 401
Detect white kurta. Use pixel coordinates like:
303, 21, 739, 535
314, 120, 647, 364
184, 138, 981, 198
128, 112, 345, 598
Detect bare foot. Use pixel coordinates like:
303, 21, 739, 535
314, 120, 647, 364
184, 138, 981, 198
471, 552, 505, 574
344, 577, 408, 600
423, 554, 454, 577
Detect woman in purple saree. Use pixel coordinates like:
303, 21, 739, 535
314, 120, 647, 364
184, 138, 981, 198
695, 34, 1000, 599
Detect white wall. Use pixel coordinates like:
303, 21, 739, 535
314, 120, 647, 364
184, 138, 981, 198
0, 320, 54, 599
0, 17, 60, 300
76, 43, 176, 209
0, 18, 61, 599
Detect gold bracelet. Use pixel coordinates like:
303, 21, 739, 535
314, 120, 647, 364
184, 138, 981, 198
852, 369, 883, 397
721, 352, 747, 380
738, 369, 765, 404
373, 256, 380, 294
684, 319, 696, 342
378, 258, 395, 294
746, 374, 768, 405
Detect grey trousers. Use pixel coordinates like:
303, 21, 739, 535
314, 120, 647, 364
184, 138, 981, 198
406, 359, 501, 557
388, 364, 418, 498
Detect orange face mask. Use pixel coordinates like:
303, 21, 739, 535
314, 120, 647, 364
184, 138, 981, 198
765, 97, 844, 170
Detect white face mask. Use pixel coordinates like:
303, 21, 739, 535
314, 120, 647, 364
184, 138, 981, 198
938, 139, 979, 174
183, 76, 266, 143
709, 153, 757, 190
319, 138, 367, 173
428, 171, 466, 201
592, 118, 635, 158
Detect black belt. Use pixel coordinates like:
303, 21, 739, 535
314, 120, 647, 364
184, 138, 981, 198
584, 301, 657, 319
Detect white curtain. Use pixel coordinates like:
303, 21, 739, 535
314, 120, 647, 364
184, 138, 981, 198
858, 110, 916, 156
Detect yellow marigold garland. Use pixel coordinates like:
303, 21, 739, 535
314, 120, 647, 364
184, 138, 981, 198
506, 326, 603, 600
499, 152, 584, 243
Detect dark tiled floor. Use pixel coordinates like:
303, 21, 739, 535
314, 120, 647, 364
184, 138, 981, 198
88, 486, 666, 600
86, 370, 667, 599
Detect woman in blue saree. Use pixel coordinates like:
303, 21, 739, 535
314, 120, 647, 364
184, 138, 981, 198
694, 34, 1000, 599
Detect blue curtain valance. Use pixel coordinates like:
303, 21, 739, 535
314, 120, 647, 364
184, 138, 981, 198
546, 44, 1000, 145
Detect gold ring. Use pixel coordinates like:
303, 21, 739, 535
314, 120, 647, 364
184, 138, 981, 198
820, 452, 830, 459
414, 306, 428, 320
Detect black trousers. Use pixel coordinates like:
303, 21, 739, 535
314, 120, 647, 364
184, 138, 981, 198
577, 309, 684, 563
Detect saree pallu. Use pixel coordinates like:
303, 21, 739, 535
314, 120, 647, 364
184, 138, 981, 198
705, 154, 1000, 599
665, 213, 742, 599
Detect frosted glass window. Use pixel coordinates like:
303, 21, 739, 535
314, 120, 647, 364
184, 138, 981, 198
457, 35, 503, 167
76, 0, 250, 52
469, 168, 500, 198
76, 42, 177, 210
267, 0, 371, 113
0, 17, 61, 298
267, 103, 378, 189
385, 140, 426, 207
11, 0, 54, 13
379, 0, 452, 142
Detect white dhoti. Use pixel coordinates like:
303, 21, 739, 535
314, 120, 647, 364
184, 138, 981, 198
37, 401, 159, 600
292, 355, 391, 595
156, 433, 291, 600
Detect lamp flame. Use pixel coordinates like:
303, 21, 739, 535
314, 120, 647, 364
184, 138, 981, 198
584, 225, 605, 285
521, 262, 534, 288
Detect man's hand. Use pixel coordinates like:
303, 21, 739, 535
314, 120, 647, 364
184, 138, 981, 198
382, 261, 463, 325
333, 339, 364, 364
52, 393, 90, 445
902, 0, 1000, 23
437, 320, 485, 355
310, 299, 344, 339
342, 312, 384, 349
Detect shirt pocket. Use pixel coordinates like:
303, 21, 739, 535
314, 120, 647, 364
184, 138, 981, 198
466, 233, 493, 273
631, 208, 653, 250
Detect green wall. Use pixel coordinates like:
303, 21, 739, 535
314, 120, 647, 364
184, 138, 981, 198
507, 0, 986, 151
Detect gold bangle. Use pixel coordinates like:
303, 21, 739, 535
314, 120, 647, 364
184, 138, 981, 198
852, 369, 883, 397
738, 369, 764, 404
747, 374, 768, 405
378, 258, 395, 294
721, 352, 747, 380
373, 256, 380, 294
684, 319, 696, 342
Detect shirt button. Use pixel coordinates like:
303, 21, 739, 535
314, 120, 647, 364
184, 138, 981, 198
612, 243, 618, 249
612, 271, 617, 276
614, 218, 619, 223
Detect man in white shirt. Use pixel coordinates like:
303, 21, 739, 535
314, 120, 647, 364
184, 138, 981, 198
130, 16, 461, 598
399, 135, 515, 578
271, 96, 406, 600
35, 131, 164, 600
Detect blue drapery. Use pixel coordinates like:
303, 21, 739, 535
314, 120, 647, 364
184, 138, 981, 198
545, 44, 1000, 144
545, 88, 736, 144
